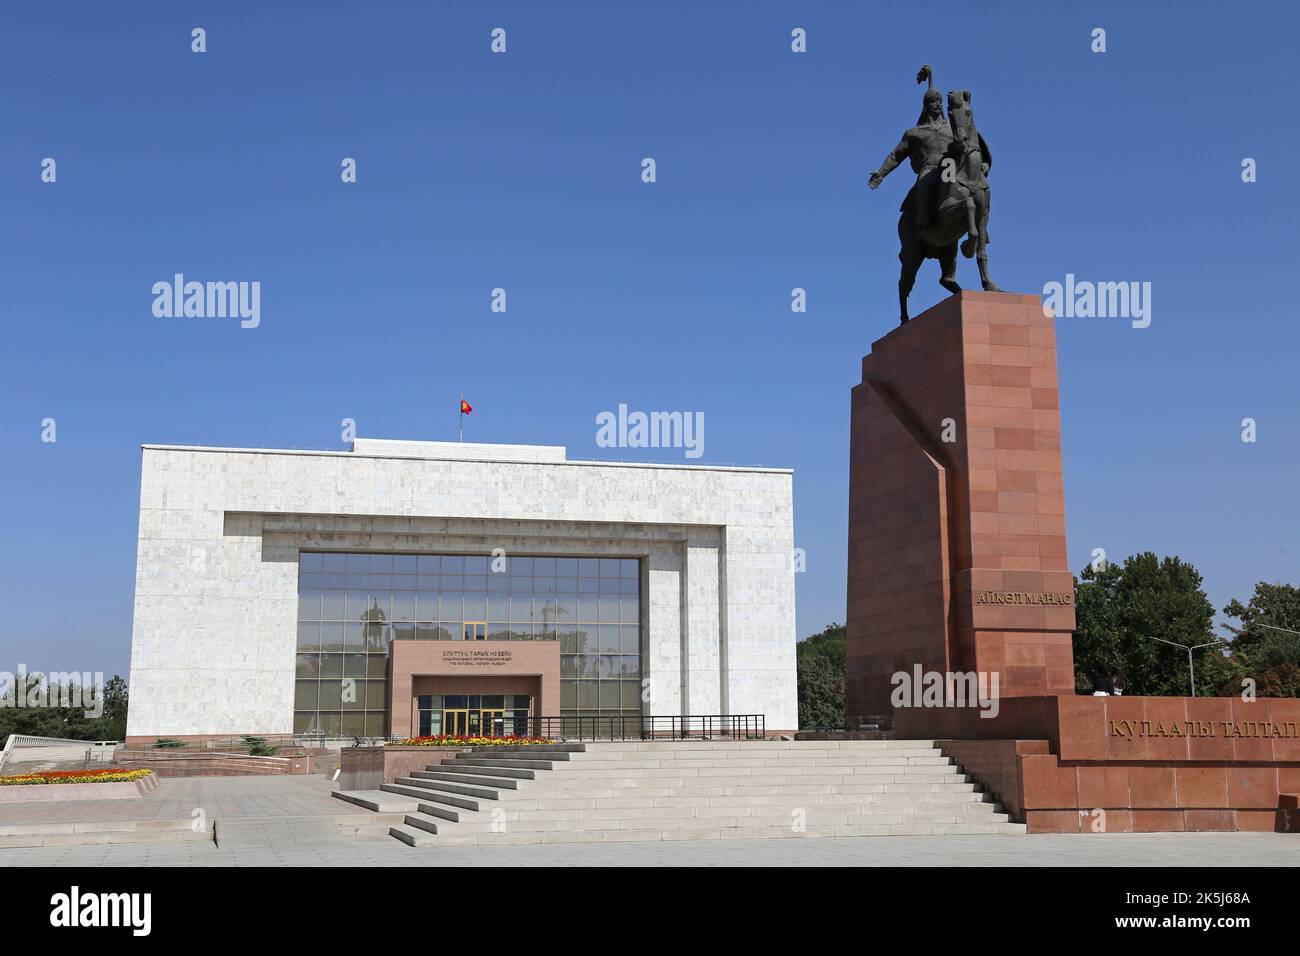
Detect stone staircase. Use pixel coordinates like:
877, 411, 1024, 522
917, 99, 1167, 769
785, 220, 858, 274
332, 740, 1025, 846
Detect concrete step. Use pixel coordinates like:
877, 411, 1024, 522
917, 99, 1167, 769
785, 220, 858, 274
493, 790, 994, 812
421, 805, 1013, 835
431, 763, 537, 780
416, 769, 521, 790
425, 821, 1025, 846
332, 789, 421, 813
462, 750, 573, 762
407, 773, 505, 799
546, 757, 954, 771
471, 743, 587, 754
452, 756, 558, 770
399, 786, 483, 814
514, 772, 972, 791
381, 782, 480, 803
404, 810, 453, 833
389, 823, 438, 846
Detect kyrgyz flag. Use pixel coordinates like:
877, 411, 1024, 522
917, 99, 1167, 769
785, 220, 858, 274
460, 398, 472, 415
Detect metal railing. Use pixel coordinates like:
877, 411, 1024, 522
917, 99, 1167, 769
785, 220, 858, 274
132, 735, 303, 753
0, 734, 121, 774
397, 714, 766, 742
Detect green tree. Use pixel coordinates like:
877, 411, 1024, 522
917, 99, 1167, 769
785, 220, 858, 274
1073, 552, 1232, 696
797, 623, 845, 728
1220, 582, 1300, 698
0, 674, 129, 744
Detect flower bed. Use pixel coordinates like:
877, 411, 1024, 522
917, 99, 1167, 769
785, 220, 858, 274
0, 768, 154, 787
389, 735, 555, 748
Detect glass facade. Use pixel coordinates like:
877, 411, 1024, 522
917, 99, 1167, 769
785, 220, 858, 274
416, 694, 533, 737
295, 552, 643, 735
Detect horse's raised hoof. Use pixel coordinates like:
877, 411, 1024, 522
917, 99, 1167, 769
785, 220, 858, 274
982, 280, 1001, 292
960, 237, 976, 258
939, 276, 961, 295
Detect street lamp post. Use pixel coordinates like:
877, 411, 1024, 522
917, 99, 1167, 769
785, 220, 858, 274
1143, 636, 1221, 697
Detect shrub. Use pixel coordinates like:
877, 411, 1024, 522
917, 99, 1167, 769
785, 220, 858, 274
241, 736, 281, 756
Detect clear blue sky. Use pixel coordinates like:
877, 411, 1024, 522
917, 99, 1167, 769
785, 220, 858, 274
3, 1, 1297, 679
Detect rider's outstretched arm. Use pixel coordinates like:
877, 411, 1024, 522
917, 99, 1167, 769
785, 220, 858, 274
870, 136, 910, 186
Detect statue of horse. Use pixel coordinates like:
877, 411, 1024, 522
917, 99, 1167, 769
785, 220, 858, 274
895, 89, 999, 323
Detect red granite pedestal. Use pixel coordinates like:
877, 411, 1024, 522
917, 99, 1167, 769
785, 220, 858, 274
847, 291, 1075, 724
846, 292, 1300, 833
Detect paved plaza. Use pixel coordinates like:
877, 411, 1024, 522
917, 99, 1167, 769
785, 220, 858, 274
0, 830, 1293, 867
1, 774, 1294, 867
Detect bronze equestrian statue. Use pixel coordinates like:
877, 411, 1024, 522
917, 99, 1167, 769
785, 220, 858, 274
869, 65, 998, 324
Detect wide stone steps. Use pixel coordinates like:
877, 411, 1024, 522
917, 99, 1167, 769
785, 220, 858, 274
426, 821, 1026, 846
327, 739, 1026, 846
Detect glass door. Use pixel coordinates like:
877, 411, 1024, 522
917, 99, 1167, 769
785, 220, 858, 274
480, 709, 506, 736
462, 621, 487, 641
443, 709, 469, 736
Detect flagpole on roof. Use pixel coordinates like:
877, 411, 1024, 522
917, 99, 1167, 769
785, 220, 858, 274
459, 393, 463, 443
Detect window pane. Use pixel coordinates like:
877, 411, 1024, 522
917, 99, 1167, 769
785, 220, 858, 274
322, 623, 345, 652
560, 682, 577, 709
621, 681, 642, 709
598, 624, 621, 654
599, 682, 621, 709
321, 553, 346, 572
295, 655, 320, 678
463, 593, 486, 620
319, 681, 344, 709
322, 592, 345, 620
297, 622, 319, 651
600, 558, 621, 578
294, 681, 318, 710
367, 655, 387, 678
341, 712, 366, 735
298, 592, 321, 621
416, 592, 439, 621
393, 554, 417, 573
320, 654, 344, 678
621, 625, 640, 654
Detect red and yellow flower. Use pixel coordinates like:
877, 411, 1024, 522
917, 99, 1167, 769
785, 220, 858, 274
0, 768, 154, 786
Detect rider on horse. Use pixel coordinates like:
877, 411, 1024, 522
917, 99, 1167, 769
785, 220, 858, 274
867, 66, 951, 235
